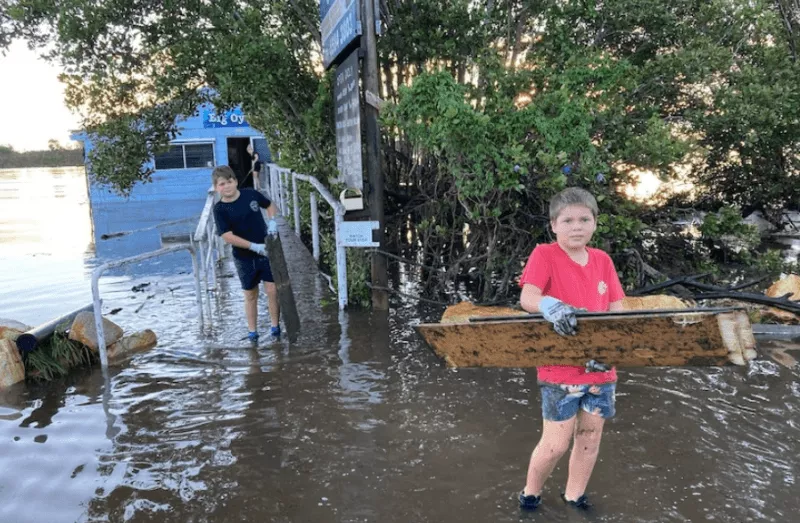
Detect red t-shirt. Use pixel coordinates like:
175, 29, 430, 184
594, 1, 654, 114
519, 243, 625, 385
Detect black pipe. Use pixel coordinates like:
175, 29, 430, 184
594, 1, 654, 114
466, 306, 742, 323
15, 304, 94, 354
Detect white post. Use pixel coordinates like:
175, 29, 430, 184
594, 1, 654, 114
271, 165, 279, 203
91, 245, 204, 374
292, 174, 301, 237
310, 192, 320, 262
206, 220, 218, 286
283, 170, 291, 218
189, 237, 210, 331
334, 209, 348, 309
278, 169, 286, 215
91, 280, 108, 371
267, 164, 274, 201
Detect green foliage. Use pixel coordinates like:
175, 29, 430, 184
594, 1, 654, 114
700, 206, 759, 241
595, 214, 644, 252
24, 328, 96, 381
6, 0, 336, 191
6, 0, 800, 299
754, 248, 799, 277
699, 205, 761, 262
0, 144, 83, 169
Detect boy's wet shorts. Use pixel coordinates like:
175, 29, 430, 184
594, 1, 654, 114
233, 256, 274, 290
539, 383, 616, 422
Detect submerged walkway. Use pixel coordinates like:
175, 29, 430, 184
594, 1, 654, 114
205, 215, 336, 348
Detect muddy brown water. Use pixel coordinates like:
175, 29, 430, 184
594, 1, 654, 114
1, 168, 799, 522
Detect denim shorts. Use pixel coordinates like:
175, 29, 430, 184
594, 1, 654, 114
540, 383, 616, 422
233, 256, 274, 290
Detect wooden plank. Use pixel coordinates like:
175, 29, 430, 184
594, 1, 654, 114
415, 309, 751, 368
265, 233, 301, 343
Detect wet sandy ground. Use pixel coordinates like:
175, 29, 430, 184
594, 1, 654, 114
1, 168, 799, 522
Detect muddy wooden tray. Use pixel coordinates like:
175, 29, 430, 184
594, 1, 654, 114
415, 308, 756, 368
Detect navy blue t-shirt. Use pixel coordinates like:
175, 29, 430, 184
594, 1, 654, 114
213, 189, 272, 259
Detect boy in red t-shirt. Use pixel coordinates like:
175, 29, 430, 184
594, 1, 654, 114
517, 187, 625, 512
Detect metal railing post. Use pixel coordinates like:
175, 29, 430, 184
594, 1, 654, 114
277, 169, 286, 215
192, 236, 214, 325
283, 170, 291, 219
91, 245, 204, 373
266, 164, 273, 200
264, 166, 348, 309
292, 173, 301, 237
310, 192, 320, 262
270, 165, 278, 203
334, 209, 348, 309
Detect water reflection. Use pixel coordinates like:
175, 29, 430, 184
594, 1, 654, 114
0, 167, 93, 256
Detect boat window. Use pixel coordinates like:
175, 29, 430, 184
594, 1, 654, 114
154, 145, 185, 170
154, 143, 215, 170
185, 144, 215, 168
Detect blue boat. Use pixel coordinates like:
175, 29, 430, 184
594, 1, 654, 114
71, 104, 272, 263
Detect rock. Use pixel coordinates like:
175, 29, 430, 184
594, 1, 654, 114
764, 275, 800, 323
622, 295, 689, 310
440, 302, 526, 323
0, 319, 31, 331
68, 311, 124, 352
0, 327, 26, 342
0, 339, 26, 389
0, 319, 32, 342
107, 330, 157, 365
766, 274, 800, 300
743, 211, 776, 235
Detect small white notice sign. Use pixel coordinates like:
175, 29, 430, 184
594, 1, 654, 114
339, 220, 380, 247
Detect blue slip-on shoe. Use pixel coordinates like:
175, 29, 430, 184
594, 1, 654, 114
519, 491, 542, 511
247, 331, 260, 343
561, 492, 592, 510
270, 326, 281, 339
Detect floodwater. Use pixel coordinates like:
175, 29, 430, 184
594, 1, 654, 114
1, 167, 800, 522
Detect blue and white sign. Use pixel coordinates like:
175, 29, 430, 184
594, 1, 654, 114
320, 0, 362, 69
338, 220, 380, 247
202, 108, 249, 128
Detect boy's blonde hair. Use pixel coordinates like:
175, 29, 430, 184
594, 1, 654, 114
212, 165, 236, 186
549, 187, 599, 221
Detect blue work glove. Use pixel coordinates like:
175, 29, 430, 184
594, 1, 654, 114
539, 296, 579, 336
267, 218, 278, 237
248, 242, 267, 256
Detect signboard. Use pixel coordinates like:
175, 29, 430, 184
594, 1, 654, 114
320, 0, 362, 69
338, 220, 379, 247
334, 50, 363, 190
202, 108, 249, 128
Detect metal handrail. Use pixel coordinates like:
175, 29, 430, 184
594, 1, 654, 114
190, 165, 351, 309
91, 245, 205, 374
191, 185, 223, 310
265, 163, 348, 309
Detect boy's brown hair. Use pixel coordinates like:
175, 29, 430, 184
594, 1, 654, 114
212, 165, 237, 186
549, 187, 599, 221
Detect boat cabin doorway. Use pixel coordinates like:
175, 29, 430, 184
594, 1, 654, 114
227, 137, 253, 189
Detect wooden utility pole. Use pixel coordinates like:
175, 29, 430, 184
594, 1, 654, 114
361, 0, 388, 310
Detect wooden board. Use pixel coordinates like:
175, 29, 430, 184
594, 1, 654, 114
265, 233, 301, 343
415, 308, 754, 368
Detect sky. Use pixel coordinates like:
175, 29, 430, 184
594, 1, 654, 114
0, 40, 81, 151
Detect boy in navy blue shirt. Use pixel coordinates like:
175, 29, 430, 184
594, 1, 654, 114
212, 165, 280, 342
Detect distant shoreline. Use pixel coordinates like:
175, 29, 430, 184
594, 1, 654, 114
0, 146, 83, 169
